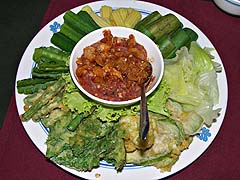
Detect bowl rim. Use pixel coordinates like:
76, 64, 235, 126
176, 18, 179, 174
69, 26, 164, 107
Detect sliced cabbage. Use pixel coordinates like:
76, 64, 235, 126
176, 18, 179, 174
163, 42, 221, 129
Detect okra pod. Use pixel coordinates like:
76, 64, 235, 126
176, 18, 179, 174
31, 68, 63, 79
17, 80, 56, 94
17, 78, 51, 87
35, 63, 69, 72
33, 46, 70, 63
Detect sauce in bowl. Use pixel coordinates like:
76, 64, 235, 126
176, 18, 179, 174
75, 30, 152, 101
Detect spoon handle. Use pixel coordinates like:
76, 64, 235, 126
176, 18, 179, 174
140, 85, 150, 141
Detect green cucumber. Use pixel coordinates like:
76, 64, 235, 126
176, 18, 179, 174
134, 23, 155, 40
134, 11, 162, 29
149, 13, 183, 40
60, 23, 84, 43
63, 10, 98, 35
156, 27, 199, 59
50, 32, 76, 52
155, 35, 176, 58
183, 27, 198, 47
77, 10, 100, 29
50, 10, 100, 52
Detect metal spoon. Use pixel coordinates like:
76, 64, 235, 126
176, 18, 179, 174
139, 62, 152, 141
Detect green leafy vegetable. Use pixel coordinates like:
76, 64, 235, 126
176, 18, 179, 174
148, 80, 170, 116
163, 42, 221, 130
46, 115, 126, 172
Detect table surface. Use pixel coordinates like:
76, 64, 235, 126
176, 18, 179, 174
1, 0, 240, 180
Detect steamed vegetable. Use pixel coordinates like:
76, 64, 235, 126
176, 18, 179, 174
51, 10, 100, 52
82, 5, 142, 28
17, 46, 69, 94
135, 12, 198, 59
156, 28, 198, 59
135, 13, 183, 41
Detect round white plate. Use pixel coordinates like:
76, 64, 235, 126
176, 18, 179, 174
15, 1, 228, 180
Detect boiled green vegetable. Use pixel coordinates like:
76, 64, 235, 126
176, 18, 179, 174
50, 10, 100, 52
50, 32, 76, 52
156, 28, 198, 59
134, 11, 162, 30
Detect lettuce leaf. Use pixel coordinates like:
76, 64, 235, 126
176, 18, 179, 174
190, 41, 214, 73
62, 74, 138, 122
148, 80, 170, 117
162, 42, 221, 129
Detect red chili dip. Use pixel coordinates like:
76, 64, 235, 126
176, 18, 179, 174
75, 29, 152, 101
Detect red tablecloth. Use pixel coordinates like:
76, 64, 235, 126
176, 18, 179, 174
1, 0, 240, 179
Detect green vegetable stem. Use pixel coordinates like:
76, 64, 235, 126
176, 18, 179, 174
67, 106, 97, 131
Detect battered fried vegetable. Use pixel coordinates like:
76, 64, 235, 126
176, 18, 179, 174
45, 111, 76, 158
31, 89, 65, 121
42, 108, 67, 128
20, 78, 66, 121
46, 115, 126, 172
120, 112, 191, 171
23, 90, 45, 106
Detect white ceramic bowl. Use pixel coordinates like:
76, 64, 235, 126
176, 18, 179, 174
213, 0, 240, 16
69, 26, 164, 107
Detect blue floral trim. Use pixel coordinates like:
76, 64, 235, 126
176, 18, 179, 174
50, 21, 61, 33
197, 127, 211, 142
